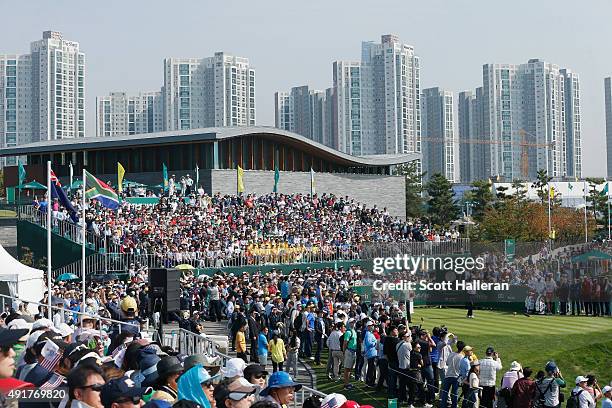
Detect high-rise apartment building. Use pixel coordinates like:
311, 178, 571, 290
274, 85, 327, 145
0, 31, 84, 166
606, 77, 612, 178
96, 91, 163, 137
481, 59, 581, 180
331, 35, 421, 157
457, 88, 486, 183
421, 87, 458, 182
163, 52, 255, 131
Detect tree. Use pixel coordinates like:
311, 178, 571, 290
511, 180, 528, 202
425, 173, 459, 226
393, 162, 425, 218
586, 178, 607, 224
0, 169, 4, 198
531, 169, 552, 205
464, 179, 495, 222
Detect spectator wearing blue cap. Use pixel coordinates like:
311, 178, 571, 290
100, 376, 152, 408
534, 361, 566, 408
260, 371, 302, 407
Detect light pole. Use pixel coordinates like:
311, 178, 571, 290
464, 201, 474, 238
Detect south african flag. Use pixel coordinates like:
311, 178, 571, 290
85, 170, 119, 210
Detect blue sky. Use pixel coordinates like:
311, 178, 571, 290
3, 0, 610, 176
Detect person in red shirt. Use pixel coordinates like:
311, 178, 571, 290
511, 367, 536, 408
581, 276, 593, 316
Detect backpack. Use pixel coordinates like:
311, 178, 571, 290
293, 312, 302, 332
535, 379, 555, 407
565, 390, 583, 408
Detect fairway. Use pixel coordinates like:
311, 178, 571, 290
314, 308, 612, 406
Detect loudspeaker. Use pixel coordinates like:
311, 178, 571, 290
149, 268, 181, 323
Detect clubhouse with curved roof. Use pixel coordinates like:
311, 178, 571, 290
0, 126, 420, 177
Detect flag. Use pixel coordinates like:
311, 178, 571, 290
549, 186, 555, 199
18, 161, 26, 185
117, 162, 125, 193
601, 182, 609, 197
195, 163, 200, 188
273, 166, 280, 193
310, 168, 316, 195
84, 170, 119, 210
50, 170, 78, 222
568, 183, 573, 191
237, 166, 245, 193
163, 163, 169, 191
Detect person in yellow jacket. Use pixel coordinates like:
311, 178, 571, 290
268, 330, 287, 373
235, 322, 248, 363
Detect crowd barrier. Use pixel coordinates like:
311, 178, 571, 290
160, 327, 327, 407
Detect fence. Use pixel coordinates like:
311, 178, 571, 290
0, 293, 141, 335
360, 238, 470, 259
18, 205, 111, 253
160, 328, 327, 407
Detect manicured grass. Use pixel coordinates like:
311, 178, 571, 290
0, 210, 16, 217
313, 307, 612, 407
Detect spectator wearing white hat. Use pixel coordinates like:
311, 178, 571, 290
479, 346, 502, 408
601, 385, 612, 408
570, 376, 596, 408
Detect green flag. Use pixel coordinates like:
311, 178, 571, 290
601, 182, 609, 197
273, 166, 279, 193
162, 163, 169, 191
18, 161, 26, 185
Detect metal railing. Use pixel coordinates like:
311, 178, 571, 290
51, 253, 108, 279
18, 205, 109, 253
360, 238, 470, 258
0, 293, 141, 335
161, 327, 326, 407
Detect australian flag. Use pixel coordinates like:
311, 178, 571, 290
50, 170, 79, 223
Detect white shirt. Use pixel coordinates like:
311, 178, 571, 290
571, 386, 595, 408
479, 356, 503, 387
326, 330, 342, 351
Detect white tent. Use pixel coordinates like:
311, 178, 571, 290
0, 244, 44, 315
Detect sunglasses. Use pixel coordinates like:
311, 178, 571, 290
228, 391, 255, 401
80, 383, 105, 392
115, 396, 142, 405
253, 374, 267, 380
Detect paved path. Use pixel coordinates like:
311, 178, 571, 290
201, 319, 316, 390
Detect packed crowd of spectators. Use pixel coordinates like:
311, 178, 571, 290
33, 189, 461, 267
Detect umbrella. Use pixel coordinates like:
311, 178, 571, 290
69, 179, 83, 190
17, 181, 47, 190
56, 273, 79, 282
123, 180, 146, 188
175, 264, 195, 270
91, 273, 119, 282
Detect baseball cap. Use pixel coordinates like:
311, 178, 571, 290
55, 323, 74, 338
575, 375, 589, 384
243, 363, 268, 380
602, 385, 612, 394
486, 346, 495, 354
0, 327, 30, 348
462, 346, 473, 352
101, 376, 152, 407
320, 393, 348, 408
31, 318, 54, 331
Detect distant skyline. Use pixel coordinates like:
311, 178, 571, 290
2, 0, 610, 176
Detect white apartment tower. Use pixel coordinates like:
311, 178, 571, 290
274, 86, 326, 145
96, 91, 163, 137
332, 35, 421, 157
457, 88, 486, 183
163, 52, 255, 131
482, 59, 581, 180
605, 77, 612, 178
421, 87, 458, 182
0, 31, 84, 166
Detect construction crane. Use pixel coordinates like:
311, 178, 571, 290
420, 129, 553, 179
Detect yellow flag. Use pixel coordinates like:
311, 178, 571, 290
237, 166, 245, 193
117, 162, 125, 193
549, 186, 555, 199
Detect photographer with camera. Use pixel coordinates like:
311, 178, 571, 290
479, 346, 502, 408
534, 361, 566, 408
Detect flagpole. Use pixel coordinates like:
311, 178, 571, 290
81, 168, 86, 317
46, 161, 52, 320
547, 184, 552, 246
584, 180, 588, 243
69, 162, 73, 197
